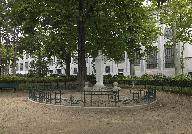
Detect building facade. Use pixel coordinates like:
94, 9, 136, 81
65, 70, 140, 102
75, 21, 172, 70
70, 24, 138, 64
14, 24, 192, 76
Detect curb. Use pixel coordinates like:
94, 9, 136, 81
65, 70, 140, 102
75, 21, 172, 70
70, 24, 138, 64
28, 98, 157, 110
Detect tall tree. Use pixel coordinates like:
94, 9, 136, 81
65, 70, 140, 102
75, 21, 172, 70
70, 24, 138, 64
10, 0, 78, 76
9, 0, 159, 87
155, 0, 192, 75
0, 0, 22, 75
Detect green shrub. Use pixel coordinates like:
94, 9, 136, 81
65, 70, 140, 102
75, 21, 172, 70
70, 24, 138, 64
0, 74, 192, 95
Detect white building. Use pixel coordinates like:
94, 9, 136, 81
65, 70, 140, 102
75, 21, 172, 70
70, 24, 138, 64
14, 24, 192, 76
14, 47, 192, 77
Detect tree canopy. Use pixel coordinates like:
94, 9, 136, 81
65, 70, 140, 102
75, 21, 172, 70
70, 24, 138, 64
0, 0, 162, 86
152, 0, 192, 75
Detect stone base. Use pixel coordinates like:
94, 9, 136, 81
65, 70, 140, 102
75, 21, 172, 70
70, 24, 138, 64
92, 84, 106, 91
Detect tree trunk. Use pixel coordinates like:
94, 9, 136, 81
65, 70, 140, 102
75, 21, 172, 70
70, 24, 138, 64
77, 0, 86, 89
12, 29, 19, 75
65, 52, 71, 76
0, 29, 2, 75
172, 22, 181, 75
5, 45, 9, 75
12, 44, 17, 75
181, 43, 185, 74
130, 62, 135, 88
38, 51, 42, 77
0, 50, 2, 75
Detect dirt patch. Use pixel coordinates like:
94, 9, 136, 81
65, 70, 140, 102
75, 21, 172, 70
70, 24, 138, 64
0, 91, 192, 134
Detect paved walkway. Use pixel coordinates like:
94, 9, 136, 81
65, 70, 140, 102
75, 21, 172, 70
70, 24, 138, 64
0, 91, 192, 134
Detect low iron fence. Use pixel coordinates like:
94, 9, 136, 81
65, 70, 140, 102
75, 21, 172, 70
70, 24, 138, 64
82, 90, 120, 107
28, 82, 156, 107
102, 80, 192, 95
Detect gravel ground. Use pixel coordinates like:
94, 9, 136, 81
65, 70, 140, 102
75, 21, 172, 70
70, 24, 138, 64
0, 91, 192, 134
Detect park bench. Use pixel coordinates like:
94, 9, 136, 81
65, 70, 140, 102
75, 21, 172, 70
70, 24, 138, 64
0, 81, 17, 92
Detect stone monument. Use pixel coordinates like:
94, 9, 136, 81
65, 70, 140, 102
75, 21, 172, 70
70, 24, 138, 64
94, 50, 104, 87
83, 50, 105, 90
84, 50, 121, 91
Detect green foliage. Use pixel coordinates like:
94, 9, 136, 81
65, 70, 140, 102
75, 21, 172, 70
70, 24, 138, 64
8, 0, 160, 61
0, 0, 22, 75
28, 58, 49, 77
0, 75, 77, 82
159, 0, 192, 45
0, 75, 25, 81
150, 0, 192, 75
0, 43, 7, 67
0, 74, 192, 95
141, 73, 168, 80
86, 0, 160, 62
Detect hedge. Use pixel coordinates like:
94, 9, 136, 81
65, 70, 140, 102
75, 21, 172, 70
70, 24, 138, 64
0, 74, 191, 95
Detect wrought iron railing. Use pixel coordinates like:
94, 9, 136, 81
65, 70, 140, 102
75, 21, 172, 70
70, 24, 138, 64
28, 82, 156, 107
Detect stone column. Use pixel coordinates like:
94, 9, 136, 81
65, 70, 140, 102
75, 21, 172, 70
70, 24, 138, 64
124, 52, 129, 76
157, 19, 165, 73
140, 59, 146, 75
157, 33, 164, 73
140, 46, 146, 75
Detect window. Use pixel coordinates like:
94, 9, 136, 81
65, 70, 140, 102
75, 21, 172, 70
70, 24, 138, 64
49, 59, 53, 66
105, 66, 110, 73
57, 69, 62, 74
93, 68, 96, 74
119, 54, 125, 63
146, 50, 158, 69
29, 61, 33, 67
164, 47, 174, 68
73, 57, 78, 64
121, 54, 125, 63
57, 59, 61, 63
118, 69, 124, 75
85, 58, 88, 63
16, 63, 18, 71
134, 59, 140, 66
20, 63, 23, 71
26, 54, 29, 59
134, 53, 141, 66
164, 27, 172, 39
74, 68, 78, 74
57, 59, 62, 66
103, 56, 108, 64
116, 54, 125, 64
25, 62, 28, 70
49, 70, 53, 74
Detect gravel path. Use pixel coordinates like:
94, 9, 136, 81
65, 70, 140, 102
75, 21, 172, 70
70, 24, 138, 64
0, 91, 192, 134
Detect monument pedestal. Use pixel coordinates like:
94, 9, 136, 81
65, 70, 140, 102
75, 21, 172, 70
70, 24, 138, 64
92, 83, 105, 90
